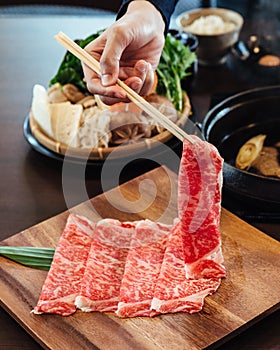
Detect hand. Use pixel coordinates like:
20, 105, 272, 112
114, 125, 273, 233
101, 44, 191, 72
82, 1, 165, 105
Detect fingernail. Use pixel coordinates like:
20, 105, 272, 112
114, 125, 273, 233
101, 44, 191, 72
115, 90, 127, 99
137, 61, 147, 72
101, 74, 113, 86
131, 81, 141, 91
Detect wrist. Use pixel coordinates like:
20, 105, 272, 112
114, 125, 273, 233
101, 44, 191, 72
126, 1, 165, 34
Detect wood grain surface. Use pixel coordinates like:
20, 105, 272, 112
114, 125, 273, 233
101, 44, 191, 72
1, 166, 280, 350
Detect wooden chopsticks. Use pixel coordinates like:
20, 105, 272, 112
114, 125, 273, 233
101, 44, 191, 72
54, 31, 194, 144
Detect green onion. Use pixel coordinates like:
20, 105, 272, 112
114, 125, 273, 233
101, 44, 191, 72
0, 246, 55, 271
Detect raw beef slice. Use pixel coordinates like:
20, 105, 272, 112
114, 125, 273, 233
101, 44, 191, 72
178, 136, 226, 279
151, 221, 221, 315
116, 220, 171, 318
75, 219, 135, 312
32, 214, 94, 316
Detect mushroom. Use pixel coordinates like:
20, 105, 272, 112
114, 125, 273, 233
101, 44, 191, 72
144, 94, 178, 122
47, 83, 68, 103
144, 94, 178, 133
77, 96, 96, 109
109, 111, 152, 145
62, 84, 86, 103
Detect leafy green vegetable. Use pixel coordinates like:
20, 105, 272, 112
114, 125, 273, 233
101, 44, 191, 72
156, 33, 196, 112
0, 246, 55, 271
50, 30, 105, 92
49, 30, 196, 111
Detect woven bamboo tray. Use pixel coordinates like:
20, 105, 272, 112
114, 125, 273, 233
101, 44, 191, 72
29, 93, 191, 161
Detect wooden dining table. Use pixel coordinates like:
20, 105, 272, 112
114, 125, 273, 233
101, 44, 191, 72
0, 5, 279, 350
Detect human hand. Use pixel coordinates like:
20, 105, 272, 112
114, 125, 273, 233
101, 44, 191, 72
83, 0, 165, 105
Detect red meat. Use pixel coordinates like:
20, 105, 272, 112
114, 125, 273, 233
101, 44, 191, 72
32, 214, 94, 316
116, 220, 171, 317
178, 136, 226, 279
75, 219, 135, 312
151, 221, 221, 315
33, 136, 226, 318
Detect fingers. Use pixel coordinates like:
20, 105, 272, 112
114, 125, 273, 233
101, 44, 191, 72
85, 61, 155, 105
124, 60, 155, 96
80, 0, 164, 104
99, 27, 129, 86
83, 30, 155, 104
82, 30, 123, 88
83, 66, 127, 105
82, 37, 126, 103
85, 76, 128, 105
136, 61, 155, 96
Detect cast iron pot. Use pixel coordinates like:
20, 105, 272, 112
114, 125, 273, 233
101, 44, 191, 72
201, 85, 280, 207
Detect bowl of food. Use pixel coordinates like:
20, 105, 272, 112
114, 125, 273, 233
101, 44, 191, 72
28, 83, 192, 162
176, 8, 244, 66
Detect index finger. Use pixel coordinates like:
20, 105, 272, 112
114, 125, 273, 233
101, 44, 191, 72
99, 28, 130, 86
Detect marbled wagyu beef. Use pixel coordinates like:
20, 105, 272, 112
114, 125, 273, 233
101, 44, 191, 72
33, 136, 226, 317
75, 219, 135, 312
32, 214, 94, 316
116, 220, 171, 317
178, 136, 226, 280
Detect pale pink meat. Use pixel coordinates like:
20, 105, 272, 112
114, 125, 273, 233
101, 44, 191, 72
32, 214, 94, 316
116, 220, 171, 317
75, 219, 135, 312
178, 136, 226, 279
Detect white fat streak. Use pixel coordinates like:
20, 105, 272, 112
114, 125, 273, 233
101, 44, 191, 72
116, 300, 151, 317
31, 293, 77, 314
70, 214, 95, 237
75, 295, 119, 312
151, 280, 221, 312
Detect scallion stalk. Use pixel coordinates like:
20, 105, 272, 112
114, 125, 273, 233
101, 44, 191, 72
0, 246, 55, 271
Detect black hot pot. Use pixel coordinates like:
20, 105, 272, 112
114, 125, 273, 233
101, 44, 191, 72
201, 85, 280, 207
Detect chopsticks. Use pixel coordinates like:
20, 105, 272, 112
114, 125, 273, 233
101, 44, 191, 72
54, 31, 194, 144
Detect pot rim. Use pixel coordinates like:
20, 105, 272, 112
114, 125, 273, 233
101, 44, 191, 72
202, 85, 280, 131
202, 85, 280, 185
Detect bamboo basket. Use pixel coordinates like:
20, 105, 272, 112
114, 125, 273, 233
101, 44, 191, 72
29, 93, 192, 161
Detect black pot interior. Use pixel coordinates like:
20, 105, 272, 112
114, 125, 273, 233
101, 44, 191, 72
205, 93, 279, 144
219, 119, 280, 171
202, 86, 280, 205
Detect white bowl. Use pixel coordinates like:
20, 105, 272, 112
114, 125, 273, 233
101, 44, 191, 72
176, 8, 244, 66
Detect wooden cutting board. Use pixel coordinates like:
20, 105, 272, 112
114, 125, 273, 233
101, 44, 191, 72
1, 166, 280, 350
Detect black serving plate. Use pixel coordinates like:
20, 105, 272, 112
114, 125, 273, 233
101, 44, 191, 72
23, 115, 89, 165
